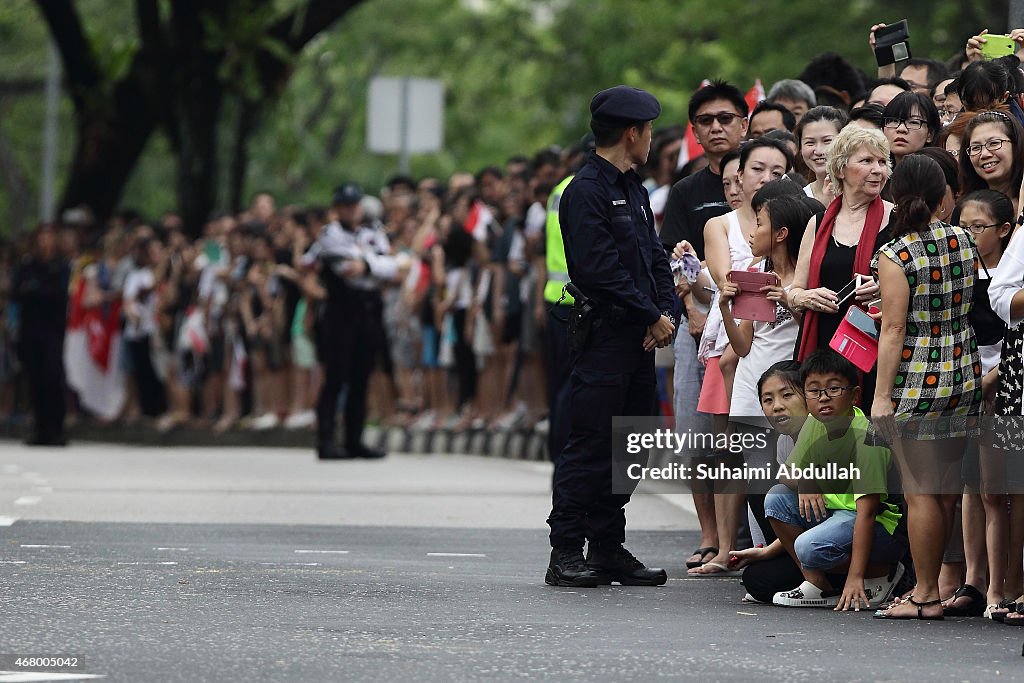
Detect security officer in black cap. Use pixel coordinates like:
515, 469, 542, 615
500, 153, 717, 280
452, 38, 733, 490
545, 86, 676, 587
306, 182, 396, 460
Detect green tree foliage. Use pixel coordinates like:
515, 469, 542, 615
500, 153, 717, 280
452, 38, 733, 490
249, 0, 1008, 203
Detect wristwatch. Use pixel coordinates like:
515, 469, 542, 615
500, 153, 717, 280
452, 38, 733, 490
662, 311, 677, 327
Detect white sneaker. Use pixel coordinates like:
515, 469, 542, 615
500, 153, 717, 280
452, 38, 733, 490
865, 562, 906, 609
251, 412, 280, 430
283, 410, 315, 429
773, 580, 840, 608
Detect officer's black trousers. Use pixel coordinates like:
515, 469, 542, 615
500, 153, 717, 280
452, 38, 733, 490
18, 330, 66, 440
547, 357, 656, 550
316, 315, 373, 449
543, 306, 572, 464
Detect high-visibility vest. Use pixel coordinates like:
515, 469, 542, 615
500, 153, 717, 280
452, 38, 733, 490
544, 175, 574, 305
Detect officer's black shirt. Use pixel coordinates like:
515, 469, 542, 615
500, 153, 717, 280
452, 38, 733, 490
559, 153, 674, 330
11, 256, 70, 336
658, 166, 730, 260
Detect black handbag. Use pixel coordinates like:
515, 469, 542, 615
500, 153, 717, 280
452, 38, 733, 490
971, 255, 1006, 346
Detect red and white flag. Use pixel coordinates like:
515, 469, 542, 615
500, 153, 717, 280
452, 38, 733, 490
64, 274, 126, 420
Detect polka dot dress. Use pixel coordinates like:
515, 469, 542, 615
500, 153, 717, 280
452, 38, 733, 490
875, 222, 982, 439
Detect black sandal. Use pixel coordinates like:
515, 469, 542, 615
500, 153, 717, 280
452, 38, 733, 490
874, 596, 944, 620
685, 546, 718, 569
989, 598, 1019, 622
942, 584, 985, 617
1003, 603, 1024, 626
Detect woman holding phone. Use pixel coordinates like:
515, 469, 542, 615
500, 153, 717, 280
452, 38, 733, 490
787, 126, 893, 375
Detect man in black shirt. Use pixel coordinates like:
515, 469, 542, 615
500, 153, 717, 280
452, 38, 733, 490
659, 81, 748, 571
12, 225, 71, 446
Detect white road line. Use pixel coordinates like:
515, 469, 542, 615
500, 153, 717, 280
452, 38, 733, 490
153, 547, 190, 551
0, 673, 104, 681
426, 553, 487, 558
0, 561, 26, 564
259, 562, 321, 567
116, 562, 178, 566
20, 545, 70, 549
13, 497, 41, 507
0, 517, 18, 527
293, 550, 349, 554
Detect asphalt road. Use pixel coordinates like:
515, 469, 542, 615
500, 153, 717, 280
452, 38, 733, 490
0, 442, 1021, 682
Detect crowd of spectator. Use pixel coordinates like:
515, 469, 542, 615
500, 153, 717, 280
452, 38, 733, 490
6, 21, 1024, 622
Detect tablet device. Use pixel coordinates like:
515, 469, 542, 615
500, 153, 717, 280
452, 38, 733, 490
727, 270, 780, 322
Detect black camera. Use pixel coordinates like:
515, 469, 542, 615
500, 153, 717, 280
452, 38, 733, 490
874, 20, 911, 67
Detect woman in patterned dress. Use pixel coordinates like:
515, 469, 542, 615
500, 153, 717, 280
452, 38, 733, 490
873, 155, 982, 620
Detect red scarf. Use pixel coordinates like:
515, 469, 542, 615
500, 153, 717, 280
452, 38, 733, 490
796, 195, 885, 361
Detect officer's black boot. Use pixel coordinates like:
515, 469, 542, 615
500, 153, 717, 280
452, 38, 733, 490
317, 442, 351, 460
586, 543, 667, 586
545, 547, 602, 587
348, 443, 387, 459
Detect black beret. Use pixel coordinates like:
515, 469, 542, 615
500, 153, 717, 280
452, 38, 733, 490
331, 182, 364, 205
590, 85, 661, 124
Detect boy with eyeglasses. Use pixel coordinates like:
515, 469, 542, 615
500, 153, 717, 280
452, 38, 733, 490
764, 349, 907, 610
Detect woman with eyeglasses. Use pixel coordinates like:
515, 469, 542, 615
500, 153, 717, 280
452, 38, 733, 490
881, 92, 942, 166
872, 155, 981, 620
945, 190, 1018, 620
959, 110, 1024, 215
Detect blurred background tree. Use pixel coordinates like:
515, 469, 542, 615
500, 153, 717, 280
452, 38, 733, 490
0, 0, 1009, 236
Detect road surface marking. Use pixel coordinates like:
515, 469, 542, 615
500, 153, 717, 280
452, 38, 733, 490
0, 517, 17, 527
260, 562, 321, 567
13, 497, 41, 507
294, 550, 349, 554
117, 562, 178, 566
153, 548, 190, 551
0, 673, 104, 681
426, 553, 487, 558
0, 561, 26, 564
20, 545, 70, 549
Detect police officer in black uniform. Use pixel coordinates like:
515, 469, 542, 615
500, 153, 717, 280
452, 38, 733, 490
11, 225, 71, 446
308, 183, 396, 460
545, 86, 676, 587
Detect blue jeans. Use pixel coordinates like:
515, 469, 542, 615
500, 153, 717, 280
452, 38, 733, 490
763, 484, 906, 572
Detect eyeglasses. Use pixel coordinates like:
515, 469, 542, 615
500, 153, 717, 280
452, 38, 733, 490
967, 138, 1011, 156
883, 117, 927, 131
962, 223, 1002, 235
805, 386, 856, 400
693, 112, 744, 127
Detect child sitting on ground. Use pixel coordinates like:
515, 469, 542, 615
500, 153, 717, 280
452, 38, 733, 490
730, 360, 813, 603
764, 350, 907, 610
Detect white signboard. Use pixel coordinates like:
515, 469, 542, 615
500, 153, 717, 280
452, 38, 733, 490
367, 77, 444, 155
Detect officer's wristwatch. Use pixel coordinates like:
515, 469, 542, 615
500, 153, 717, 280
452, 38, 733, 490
661, 311, 677, 327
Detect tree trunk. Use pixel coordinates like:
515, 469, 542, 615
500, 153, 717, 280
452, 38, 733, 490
228, 101, 259, 214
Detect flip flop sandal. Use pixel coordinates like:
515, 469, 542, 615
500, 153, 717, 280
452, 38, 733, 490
687, 561, 742, 577
1002, 604, 1024, 625
990, 598, 1020, 622
685, 546, 719, 569
942, 584, 985, 617
873, 596, 944, 620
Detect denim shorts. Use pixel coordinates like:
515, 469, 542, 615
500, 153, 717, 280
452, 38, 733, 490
763, 484, 907, 571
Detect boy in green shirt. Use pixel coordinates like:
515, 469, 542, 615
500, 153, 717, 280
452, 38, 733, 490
766, 350, 907, 610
